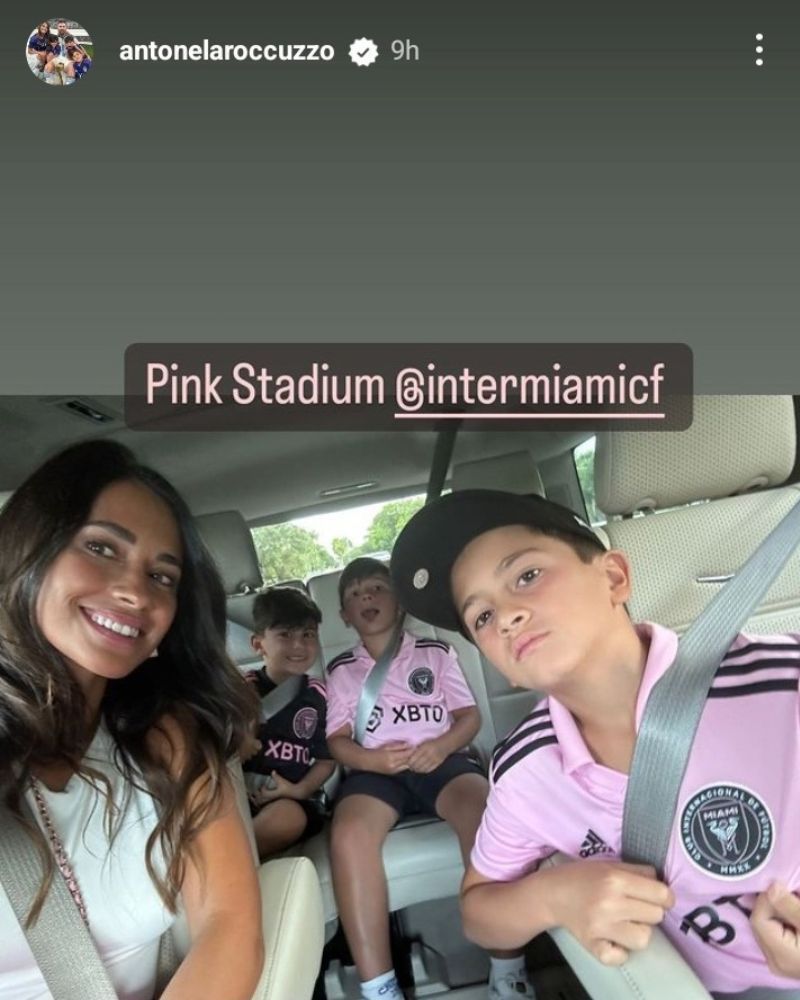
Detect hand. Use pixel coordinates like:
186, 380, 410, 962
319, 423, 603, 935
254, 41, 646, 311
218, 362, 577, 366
548, 860, 674, 966
407, 739, 448, 774
751, 882, 800, 978
249, 772, 296, 806
369, 742, 414, 775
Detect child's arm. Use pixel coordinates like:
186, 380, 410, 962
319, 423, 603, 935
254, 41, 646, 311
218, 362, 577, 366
460, 858, 674, 965
327, 723, 413, 774
408, 705, 481, 773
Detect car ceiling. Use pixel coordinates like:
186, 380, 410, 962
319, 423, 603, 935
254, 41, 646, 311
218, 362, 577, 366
0, 395, 590, 522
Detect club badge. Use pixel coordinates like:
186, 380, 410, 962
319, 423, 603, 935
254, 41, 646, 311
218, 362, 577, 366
408, 667, 435, 696
680, 783, 773, 880
293, 707, 318, 740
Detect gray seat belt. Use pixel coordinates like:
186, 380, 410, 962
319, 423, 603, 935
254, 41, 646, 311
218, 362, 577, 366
260, 672, 302, 720
622, 496, 800, 1000
623, 495, 800, 871
244, 673, 306, 795
353, 624, 405, 744
0, 800, 119, 1000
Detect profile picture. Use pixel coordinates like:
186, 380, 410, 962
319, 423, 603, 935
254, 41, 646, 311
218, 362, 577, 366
26, 17, 93, 86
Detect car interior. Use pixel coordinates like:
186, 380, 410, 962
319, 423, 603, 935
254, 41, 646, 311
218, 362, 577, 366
1, 392, 798, 1000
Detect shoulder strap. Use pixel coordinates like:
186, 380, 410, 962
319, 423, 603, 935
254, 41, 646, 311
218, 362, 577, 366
353, 625, 405, 744
622, 495, 800, 875
0, 799, 119, 1000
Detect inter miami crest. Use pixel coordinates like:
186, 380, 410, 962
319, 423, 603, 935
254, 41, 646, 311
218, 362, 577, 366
408, 667, 435, 696
680, 783, 774, 879
293, 707, 318, 740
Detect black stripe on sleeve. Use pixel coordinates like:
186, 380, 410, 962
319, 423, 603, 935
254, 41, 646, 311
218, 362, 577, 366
492, 736, 559, 785
716, 657, 800, 678
492, 720, 555, 770
327, 652, 357, 674
722, 641, 800, 662
414, 638, 450, 652
709, 678, 799, 698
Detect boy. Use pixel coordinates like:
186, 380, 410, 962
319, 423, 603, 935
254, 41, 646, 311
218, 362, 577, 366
391, 489, 800, 996
326, 556, 534, 1000
70, 46, 92, 81
242, 587, 335, 859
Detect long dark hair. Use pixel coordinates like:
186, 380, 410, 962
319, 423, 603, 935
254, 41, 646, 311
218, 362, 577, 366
0, 440, 256, 922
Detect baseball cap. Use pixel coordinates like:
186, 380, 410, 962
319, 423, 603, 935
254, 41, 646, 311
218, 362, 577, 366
391, 489, 606, 634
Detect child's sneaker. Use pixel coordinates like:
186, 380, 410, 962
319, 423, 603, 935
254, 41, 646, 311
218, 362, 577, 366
488, 970, 536, 999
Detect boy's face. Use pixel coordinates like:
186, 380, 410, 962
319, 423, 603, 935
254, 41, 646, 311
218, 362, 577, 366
251, 620, 319, 675
340, 573, 400, 637
451, 524, 630, 692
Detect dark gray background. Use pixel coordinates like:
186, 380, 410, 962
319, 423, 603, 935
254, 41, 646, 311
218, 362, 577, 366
1, 1, 798, 393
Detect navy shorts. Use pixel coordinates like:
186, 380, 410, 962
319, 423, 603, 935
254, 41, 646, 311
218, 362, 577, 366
250, 797, 325, 839
336, 752, 484, 819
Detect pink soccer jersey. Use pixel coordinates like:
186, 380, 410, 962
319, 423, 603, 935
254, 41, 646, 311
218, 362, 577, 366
471, 624, 800, 993
325, 631, 477, 748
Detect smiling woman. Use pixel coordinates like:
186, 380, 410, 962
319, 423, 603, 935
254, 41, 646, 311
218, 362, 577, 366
0, 441, 262, 1000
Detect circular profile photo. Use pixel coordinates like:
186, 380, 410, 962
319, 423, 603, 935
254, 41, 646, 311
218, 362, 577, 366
26, 17, 93, 86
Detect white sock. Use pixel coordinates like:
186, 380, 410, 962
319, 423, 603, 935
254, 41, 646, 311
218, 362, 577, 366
489, 955, 530, 982
361, 969, 402, 999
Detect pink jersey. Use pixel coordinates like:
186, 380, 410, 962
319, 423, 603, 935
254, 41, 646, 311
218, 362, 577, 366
325, 630, 476, 748
472, 624, 800, 993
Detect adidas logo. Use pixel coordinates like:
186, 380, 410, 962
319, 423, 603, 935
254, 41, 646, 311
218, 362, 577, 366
579, 829, 613, 858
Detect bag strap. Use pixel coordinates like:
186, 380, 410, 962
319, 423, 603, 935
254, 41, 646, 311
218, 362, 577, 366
622, 494, 800, 875
0, 799, 119, 1000
353, 624, 405, 744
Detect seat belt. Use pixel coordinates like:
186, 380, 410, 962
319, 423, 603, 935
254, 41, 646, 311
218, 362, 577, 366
622, 495, 800, 1000
353, 624, 405, 744
622, 495, 800, 873
260, 672, 303, 720
0, 800, 119, 1000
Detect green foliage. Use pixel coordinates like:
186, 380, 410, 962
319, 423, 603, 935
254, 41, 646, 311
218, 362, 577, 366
359, 497, 425, 554
331, 536, 355, 564
252, 522, 335, 585
251, 496, 426, 584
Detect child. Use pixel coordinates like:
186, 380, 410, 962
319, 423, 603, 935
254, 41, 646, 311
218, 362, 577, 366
326, 556, 534, 1000
242, 587, 335, 859
391, 488, 800, 996
70, 46, 92, 81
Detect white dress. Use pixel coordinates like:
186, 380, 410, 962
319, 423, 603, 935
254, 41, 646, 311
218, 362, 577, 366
0, 722, 175, 1000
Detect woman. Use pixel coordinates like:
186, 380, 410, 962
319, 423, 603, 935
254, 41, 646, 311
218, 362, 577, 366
0, 440, 263, 999
26, 21, 50, 76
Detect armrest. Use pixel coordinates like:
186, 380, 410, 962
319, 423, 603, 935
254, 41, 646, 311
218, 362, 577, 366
540, 854, 712, 1000
251, 856, 325, 1000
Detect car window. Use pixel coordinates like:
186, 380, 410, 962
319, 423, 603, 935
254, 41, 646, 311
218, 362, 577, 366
574, 436, 603, 526
251, 494, 425, 585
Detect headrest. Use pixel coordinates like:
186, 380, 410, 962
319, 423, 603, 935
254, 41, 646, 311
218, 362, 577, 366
194, 510, 262, 597
306, 569, 355, 654
595, 395, 796, 516
452, 451, 545, 495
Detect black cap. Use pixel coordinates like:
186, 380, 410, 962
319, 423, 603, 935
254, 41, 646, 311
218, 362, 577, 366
391, 489, 606, 634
